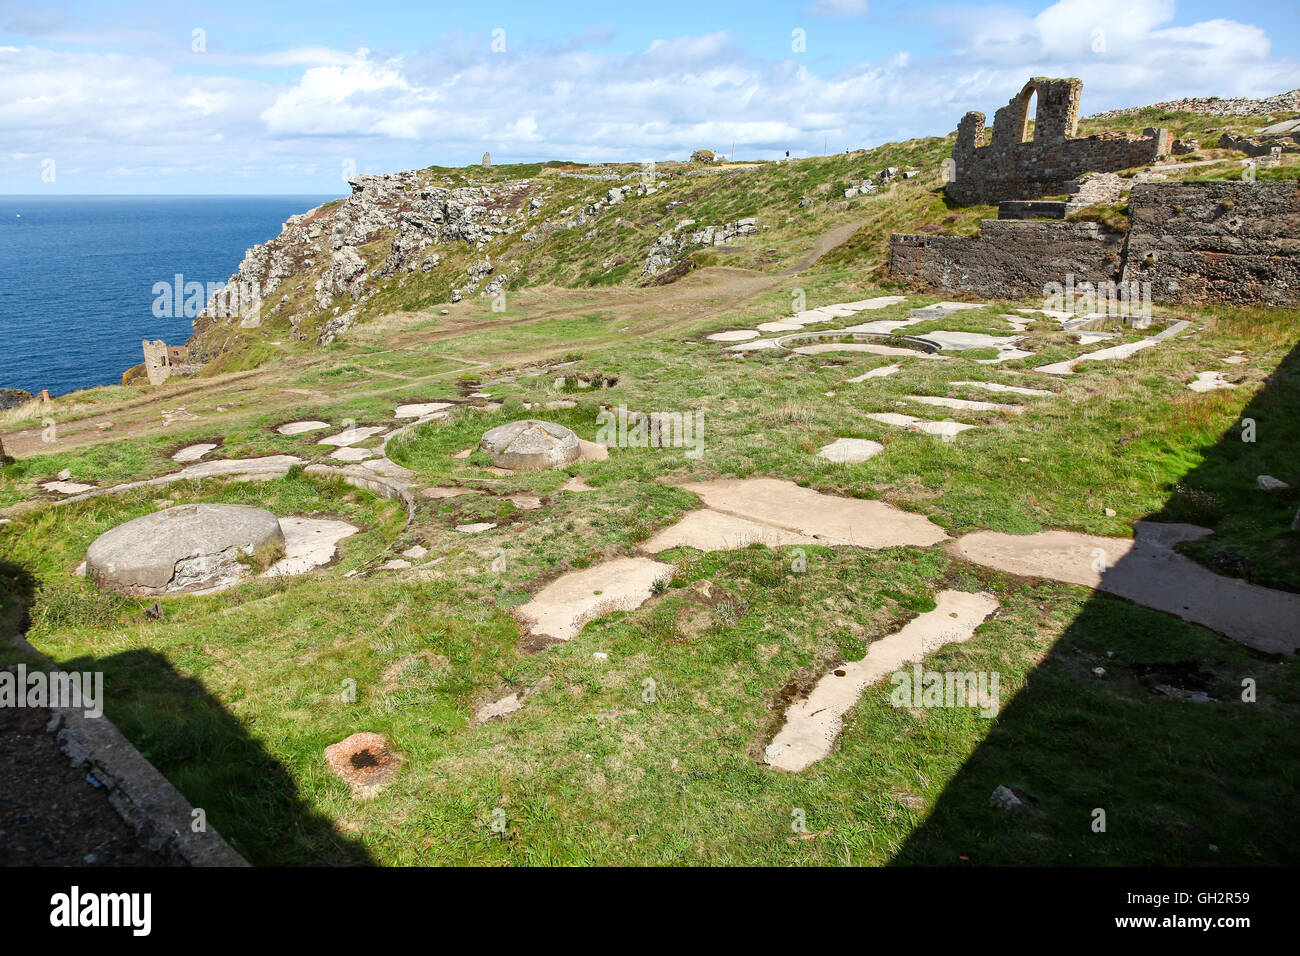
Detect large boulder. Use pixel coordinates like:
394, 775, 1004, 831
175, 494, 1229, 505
86, 504, 285, 595
480, 419, 580, 471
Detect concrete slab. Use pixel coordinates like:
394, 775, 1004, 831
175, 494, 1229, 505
907, 395, 1023, 414
265, 517, 358, 577
867, 413, 977, 437
670, 477, 948, 548
846, 363, 902, 382
172, 443, 217, 463
643, 509, 818, 553
765, 590, 1000, 771
817, 437, 885, 463
707, 330, 760, 342
1188, 371, 1237, 392
277, 420, 330, 436
330, 447, 374, 462
318, 425, 385, 447
1037, 320, 1190, 375
42, 481, 96, 495
952, 522, 1300, 654
515, 557, 673, 642
394, 402, 454, 418
950, 380, 1053, 397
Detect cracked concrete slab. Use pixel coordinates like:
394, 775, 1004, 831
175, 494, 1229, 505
846, 363, 902, 382
669, 478, 948, 549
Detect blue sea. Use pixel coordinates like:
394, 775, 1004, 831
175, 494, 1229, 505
0, 195, 340, 397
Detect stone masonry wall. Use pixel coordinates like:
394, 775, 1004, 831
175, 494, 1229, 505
889, 181, 1300, 307
1122, 181, 1300, 306
947, 77, 1169, 206
889, 220, 1124, 300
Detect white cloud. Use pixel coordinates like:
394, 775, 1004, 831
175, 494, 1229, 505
1, 3, 1297, 192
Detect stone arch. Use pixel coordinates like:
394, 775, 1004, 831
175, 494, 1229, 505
1015, 80, 1039, 143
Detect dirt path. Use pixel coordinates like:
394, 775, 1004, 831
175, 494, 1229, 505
2, 220, 864, 461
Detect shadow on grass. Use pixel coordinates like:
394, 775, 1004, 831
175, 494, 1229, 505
60, 645, 376, 867
893, 342, 1300, 866
1, 559, 373, 867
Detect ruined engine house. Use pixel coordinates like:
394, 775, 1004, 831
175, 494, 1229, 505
946, 77, 1172, 205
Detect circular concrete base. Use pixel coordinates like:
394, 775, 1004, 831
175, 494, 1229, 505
480, 419, 581, 471
86, 504, 285, 595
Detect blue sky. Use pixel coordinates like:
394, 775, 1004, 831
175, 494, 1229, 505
3, 0, 1298, 193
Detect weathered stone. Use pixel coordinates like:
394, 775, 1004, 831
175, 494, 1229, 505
480, 419, 580, 471
86, 504, 285, 595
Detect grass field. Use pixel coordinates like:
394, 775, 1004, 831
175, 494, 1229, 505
3, 131, 1298, 866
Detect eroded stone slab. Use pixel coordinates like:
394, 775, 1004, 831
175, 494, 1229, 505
817, 437, 885, 463
907, 395, 1023, 414
1188, 371, 1237, 393
952, 522, 1300, 654
765, 590, 1000, 771
515, 557, 673, 642
319, 426, 385, 447
757, 321, 802, 333
172, 443, 217, 463
456, 522, 497, 534
867, 413, 977, 437
707, 330, 760, 342
395, 402, 454, 418
951, 380, 1053, 397
265, 517, 357, 577
846, 363, 902, 382
278, 420, 330, 436
643, 509, 818, 553
670, 478, 948, 548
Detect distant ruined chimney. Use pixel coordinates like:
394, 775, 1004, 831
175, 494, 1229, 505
481, 151, 491, 169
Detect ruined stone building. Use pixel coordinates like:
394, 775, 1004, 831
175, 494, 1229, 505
889, 76, 1300, 306
946, 77, 1171, 205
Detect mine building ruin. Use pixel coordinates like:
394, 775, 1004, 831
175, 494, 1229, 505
946, 77, 1172, 205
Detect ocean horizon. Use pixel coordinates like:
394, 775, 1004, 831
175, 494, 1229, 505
0, 194, 341, 397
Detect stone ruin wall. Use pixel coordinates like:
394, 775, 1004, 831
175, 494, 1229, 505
889, 181, 1300, 307
946, 77, 1170, 206
1123, 181, 1300, 306
889, 220, 1124, 300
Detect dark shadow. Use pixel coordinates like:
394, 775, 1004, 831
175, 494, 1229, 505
894, 341, 1300, 866
1, 558, 373, 867
56, 646, 377, 866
